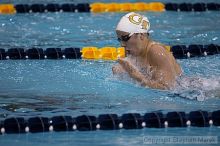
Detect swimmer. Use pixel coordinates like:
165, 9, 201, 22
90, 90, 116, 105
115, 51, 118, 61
112, 12, 182, 90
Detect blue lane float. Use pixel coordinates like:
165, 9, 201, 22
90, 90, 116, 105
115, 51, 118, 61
165, 2, 219, 11
0, 47, 82, 60
98, 114, 119, 130
3, 117, 26, 134
45, 48, 63, 59
7, 48, 26, 59
207, 3, 220, 11
14, 3, 89, 13
0, 49, 6, 60
26, 48, 44, 59
30, 4, 45, 13
14, 4, 30, 13
212, 110, 220, 126
172, 3, 208, 12
76, 3, 90, 12
166, 112, 187, 127
121, 113, 143, 129
144, 112, 164, 128
188, 111, 209, 127
179, 3, 193, 12
51, 116, 73, 132
1, 110, 219, 134
61, 4, 76, 12
46, 4, 60, 12
27, 117, 50, 133
75, 115, 97, 131
64, 48, 82, 59
170, 44, 220, 59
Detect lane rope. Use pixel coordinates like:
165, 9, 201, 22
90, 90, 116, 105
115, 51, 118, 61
0, 2, 219, 14
0, 44, 219, 60
0, 110, 219, 134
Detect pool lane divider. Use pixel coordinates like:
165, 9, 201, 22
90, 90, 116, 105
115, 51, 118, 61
0, 2, 220, 14
0, 110, 219, 134
0, 44, 219, 60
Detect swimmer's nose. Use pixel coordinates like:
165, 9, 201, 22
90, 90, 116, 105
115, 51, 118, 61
120, 41, 126, 47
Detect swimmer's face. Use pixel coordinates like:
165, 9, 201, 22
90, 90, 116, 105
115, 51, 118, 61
116, 30, 143, 56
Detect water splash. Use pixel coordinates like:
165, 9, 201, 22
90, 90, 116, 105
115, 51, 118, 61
172, 75, 220, 101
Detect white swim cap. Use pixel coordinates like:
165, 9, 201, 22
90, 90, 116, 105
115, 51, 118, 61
116, 12, 150, 34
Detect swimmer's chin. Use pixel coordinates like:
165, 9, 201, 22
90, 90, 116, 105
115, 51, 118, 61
125, 50, 131, 55
125, 50, 136, 56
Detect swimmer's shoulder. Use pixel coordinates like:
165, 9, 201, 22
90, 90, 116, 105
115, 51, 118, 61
149, 41, 168, 51
112, 64, 125, 74
148, 41, 168, 57
147, 41, 182, 76
147, 44, 170, 67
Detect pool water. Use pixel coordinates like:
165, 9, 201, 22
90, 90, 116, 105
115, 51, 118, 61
0, 1, 220, 146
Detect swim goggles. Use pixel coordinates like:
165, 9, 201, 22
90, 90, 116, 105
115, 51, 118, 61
117, 33, 134, 42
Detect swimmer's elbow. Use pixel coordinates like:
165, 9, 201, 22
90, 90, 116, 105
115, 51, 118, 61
112, 66, 117, 74
144, 83, 169, 90
112, 65, 124, 74
154, 82, 171, 90
142, 79, 171, 90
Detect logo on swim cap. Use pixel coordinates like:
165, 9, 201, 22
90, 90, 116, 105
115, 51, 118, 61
128, 13, 143, 25
116, 12, 150, 34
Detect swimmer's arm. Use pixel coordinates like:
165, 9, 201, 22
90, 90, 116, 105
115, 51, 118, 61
118, 58, 168, 89
112, 64, 125, 74
148, 45, 177, 89
118, 45, 178, 89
